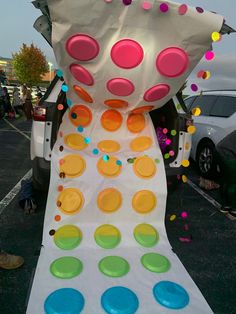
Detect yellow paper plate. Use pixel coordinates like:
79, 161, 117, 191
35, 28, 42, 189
57, 188, 84, 215
97, 188, 122, 213
130, 136, 152, 152
132, 190, 157, 214
60, 154, 86, 178
64, 134, 87, 151
133, 156, 156, 178
97, 140, 120, 153
97, 156, 121, 178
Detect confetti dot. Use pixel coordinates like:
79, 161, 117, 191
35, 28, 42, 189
59, 131, 63, 138
44, 289, 85, 314
101, 287, 139, 314
182, 159, 190, 167
123, 0, 132, 5
59, 159, 65, 165
141, 253, 171, 273
97, 188, 122, 213
132, 190, 156, 214
61, 85, 68, 92
155, 158, 160, 164
181, 211, 188, 218
50, 256, 83, 279
153, 281, 189, 309
170, 214, 176, 221
84, 137, 91, 144
169, 150, 175, 157
58, 185, 63, 192
77, 126, 84, 133
71, 113, 77, 119
103, 155, 109, 162
187, 125, 196, 134
163, 128, 168, 134
67, 99, 72, 107
59, 172, 65, 179
142, 1, 152, 10
166, 139, 171, 145
55, 215, 61, 222
182, 175, 187, 183
116, 160, 122, 166
205, 51, 215, 61
212, 31, 220, 42
159, 3, 169, 12
66, 34, 100, 61
202, 71, 211, 80
54, 225, 82, 250
94, 225, 121, 249
111, 39, 144, 69
49, 229, 55, 236
56, 69, 63, 77
191, 84, 198, 92
99, 256, 130, 277
192, 107, 201, 116
171, 130, 177, 136
178, 4, 188, 15
196, 7, 204, 13
164, 153, 170, 159
93, 148, 99, 155
197, 70, 205, 78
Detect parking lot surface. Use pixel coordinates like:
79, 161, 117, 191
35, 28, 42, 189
0, 117, 236, 314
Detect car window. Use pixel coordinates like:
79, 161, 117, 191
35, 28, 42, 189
184, 96, 196, 110
190, 95, 217, 116
210, 96, 236, 117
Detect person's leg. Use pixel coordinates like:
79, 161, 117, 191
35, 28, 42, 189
0, 251, 24, 269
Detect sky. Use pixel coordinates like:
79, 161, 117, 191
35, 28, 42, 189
0, 0, 236, 91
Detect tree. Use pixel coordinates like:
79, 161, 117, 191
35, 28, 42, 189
0, 69, 7, 84
12, 43, 49, 87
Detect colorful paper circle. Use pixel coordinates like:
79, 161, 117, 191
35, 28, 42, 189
111, 39, 144, 69
141, 253, 171, 273
101, 109, 123, 131
133, 156, 156, 178
104, 99, 129, 109
57, 188, 84, 215
64, 134, 87, 150
60, 154, 86, 178
130, 136, 152, 152
97, 188, 122, 212
73, 85, 93, 103
127, 113, 145, 133
156, 47, 189, 77
69, 64, 94, 86
99, 256, 130, 277
95, 224, 121, 249
107, 78, 135, 96
101, 286, 139, 314
44, 288, 85, 314
66, 34, 100, 61
50, 256, 83, 279
69, 105, 92, 127
153, 281, 189, 309
97, 140, 120, 153
132, 105, 154, 114
132, 190, 156, 214
54, 225, 82, 250
144, 84, 170, 102
134, 224, 159, 247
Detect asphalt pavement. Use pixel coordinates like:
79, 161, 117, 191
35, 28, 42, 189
0, 117, 236, 314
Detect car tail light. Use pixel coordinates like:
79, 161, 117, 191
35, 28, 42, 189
33, 106, 46, 121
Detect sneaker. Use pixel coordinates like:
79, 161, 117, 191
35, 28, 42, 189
0, 252, 24, 270
220, 206, 231, 214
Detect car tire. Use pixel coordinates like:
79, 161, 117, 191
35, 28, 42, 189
196, 141, 217, 179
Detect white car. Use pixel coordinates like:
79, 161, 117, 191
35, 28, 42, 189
30, 76, 193, 192
184, 90, 236, 178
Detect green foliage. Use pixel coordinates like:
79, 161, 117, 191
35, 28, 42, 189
12, 43, 49, 87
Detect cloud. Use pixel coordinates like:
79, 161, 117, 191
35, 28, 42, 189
184, 54, 236, 95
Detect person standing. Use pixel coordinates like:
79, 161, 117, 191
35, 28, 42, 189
21, 85, 33, 120
12, 87, 23, 117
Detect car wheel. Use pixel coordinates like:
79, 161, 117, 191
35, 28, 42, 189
196, 141, 217, 179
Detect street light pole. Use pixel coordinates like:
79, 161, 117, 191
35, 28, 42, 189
48, 62, 53, 84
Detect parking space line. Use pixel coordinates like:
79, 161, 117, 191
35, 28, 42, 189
3, 118, 31, 140
0, 169, 32, 216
